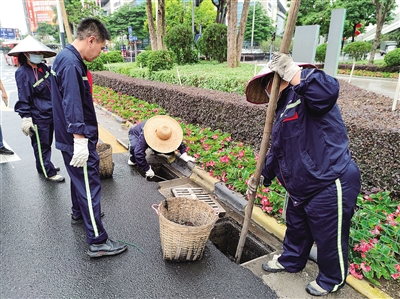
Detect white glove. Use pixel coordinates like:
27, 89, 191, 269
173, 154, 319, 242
70, 138, 89, 167
269, 52, 301, 82
21, 117, 35, 137
145, 166, 155, 178
246, 175, 265, 195
180, 153, 195, 163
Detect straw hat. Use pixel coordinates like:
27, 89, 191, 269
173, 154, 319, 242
143, 115, 183, 153
8, 35, 57, 58
245, 63, 316, 104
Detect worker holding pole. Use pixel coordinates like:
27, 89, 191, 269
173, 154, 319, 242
245, 54, 361, 296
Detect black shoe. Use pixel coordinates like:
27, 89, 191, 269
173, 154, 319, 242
87, 239, 128, 258
71, 211, 105, 225
0, 146, 14, 155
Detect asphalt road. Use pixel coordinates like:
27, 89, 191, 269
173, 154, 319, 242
0, 61, 278, 298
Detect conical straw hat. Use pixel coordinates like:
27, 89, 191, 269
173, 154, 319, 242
143, 115, 183, 153
8, 35, 57, 58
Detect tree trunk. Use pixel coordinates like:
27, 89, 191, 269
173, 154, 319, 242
156, 0, 166, 50
146, 0, 157, 50
227, 1, 238, 67
368, 0, 396, 65
213, 0, 228, 24
236, 0, 251, 61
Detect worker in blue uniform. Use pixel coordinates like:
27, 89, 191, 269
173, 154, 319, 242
9, 36, 64, 182
245, 53, 361, 296
128, 115, 195, 178
50, 18, 127, 258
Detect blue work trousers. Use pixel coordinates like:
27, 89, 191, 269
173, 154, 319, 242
278, 160, 361, 293
31, 123, 58, 177
61, 150, 108, 244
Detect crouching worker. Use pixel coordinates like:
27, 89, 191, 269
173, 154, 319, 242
128, 115, 195, 179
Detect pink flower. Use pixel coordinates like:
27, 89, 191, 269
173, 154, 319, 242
349, 263, 364, 280
186, 129, 191, 136
225, 136, 231, 142
395, 264, 400, 272
238, 150, 245, 158
391, 273, 400, 280
212, 134, 218, 140
221, 172, 228, 183
369, 225, 382, 235
194, 153, 200, 158
220, 155, 229, 163
262, 206, 273, 213
206, 160, 216, 167
361, 262, 371, 272
364, 195, 373, 201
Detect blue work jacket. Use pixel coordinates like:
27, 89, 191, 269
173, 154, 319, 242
14, 63, 53, 124
261, 68, 352, 205
129, 121, 187, 171
50, 44, 98, 152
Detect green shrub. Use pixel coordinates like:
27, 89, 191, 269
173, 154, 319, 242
384, 48, 400, 67
315, 43, 327, 63
197, 23, 227, 63
136, 50, 152, 67
103, 51, 124, 63
343, 41, 372, 61
164, 25, 198, 65
85, 56, 104, 71
147, 50, 174, 72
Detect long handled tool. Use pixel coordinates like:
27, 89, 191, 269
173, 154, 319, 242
234, 0, 302, 264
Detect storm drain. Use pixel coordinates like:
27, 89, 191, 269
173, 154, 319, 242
209, 217, 275, 264
149, 164, 179, 182
172, 187, 226, 217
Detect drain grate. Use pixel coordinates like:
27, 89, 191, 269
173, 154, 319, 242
172, 187, 226, 217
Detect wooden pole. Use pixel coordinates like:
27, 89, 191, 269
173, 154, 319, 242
60, 0, 73, 43
234, 0, 302, 264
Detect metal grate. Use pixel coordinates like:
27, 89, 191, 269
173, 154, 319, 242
172, 187, 226, 217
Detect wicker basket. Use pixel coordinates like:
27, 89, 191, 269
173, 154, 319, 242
96, 143, 114, 179
152, 197, 218, 262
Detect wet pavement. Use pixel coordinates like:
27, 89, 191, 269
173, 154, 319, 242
0, 60, 394, 298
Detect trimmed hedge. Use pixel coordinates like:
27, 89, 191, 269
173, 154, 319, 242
92, 71, 399, 199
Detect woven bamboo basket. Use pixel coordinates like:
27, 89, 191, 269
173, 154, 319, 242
96, 143, 114, 179
152, 197, 218, 262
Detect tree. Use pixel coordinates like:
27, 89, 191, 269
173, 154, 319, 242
368, 0, 397, 64
35, 22, 58, 43
145, 0, 166, 50
65, 0, 106, 33
146, 0, 158, 50
212, 0, 228, 24
105, 4, 148, 41
336, 0, 376, 42
227, 0, 251, 68
244, 2, 274, 46
296, 0, 333, 36
165, 0, 216, 34
343, 41, 372, 81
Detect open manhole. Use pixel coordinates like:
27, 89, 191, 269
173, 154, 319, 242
148, 164, 179, 182
209, 217, 275, 264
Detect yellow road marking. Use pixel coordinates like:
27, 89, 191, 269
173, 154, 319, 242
98, 124, 127, 153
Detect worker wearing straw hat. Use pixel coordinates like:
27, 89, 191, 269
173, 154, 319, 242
245, 53, 361, 296
128, 115, 195, 178
9, 35, 64, 182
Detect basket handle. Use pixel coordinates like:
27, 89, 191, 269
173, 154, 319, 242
152, 204, 160, 216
